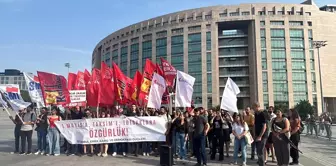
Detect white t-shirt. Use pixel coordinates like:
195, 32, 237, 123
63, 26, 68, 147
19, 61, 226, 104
270, 113, 276, 120
232, 122, 249, 136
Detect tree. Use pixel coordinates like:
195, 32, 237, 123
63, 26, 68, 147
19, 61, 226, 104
212, 105, 220, 112
274, 102, 289, 112
294, 100, 314, 120
20, 90, 32, 102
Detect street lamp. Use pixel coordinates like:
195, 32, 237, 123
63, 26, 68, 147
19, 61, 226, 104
313, 40, 327, 112
64, 62, 71, 75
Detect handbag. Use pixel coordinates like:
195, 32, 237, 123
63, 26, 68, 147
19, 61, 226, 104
245, 131, 254, 145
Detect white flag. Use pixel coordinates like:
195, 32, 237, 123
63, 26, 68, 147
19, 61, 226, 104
0, 84, 31, 112
175, 71, 195, 107
220, 78, 240, 113
147, 73, 166, 109
23, 72, 45, 108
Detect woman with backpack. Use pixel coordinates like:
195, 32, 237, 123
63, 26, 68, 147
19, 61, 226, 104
271, 109, 290, 166
47, 106, 62, 156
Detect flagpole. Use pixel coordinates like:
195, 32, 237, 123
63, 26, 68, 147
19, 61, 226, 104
3, 107, 24, 124
169, 93, 173, 115
96, 104, 99, 118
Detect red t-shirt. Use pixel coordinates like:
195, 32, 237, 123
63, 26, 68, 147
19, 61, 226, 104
49, 116, 60, 128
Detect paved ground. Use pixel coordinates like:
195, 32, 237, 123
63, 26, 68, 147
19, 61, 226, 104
0, 112, 335, 166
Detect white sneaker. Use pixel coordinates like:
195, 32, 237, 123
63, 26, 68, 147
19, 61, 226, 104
54, 154, 60, 156
34, 151, 41, 155
112, 152, 117, 156
146, 153, 149, 156
122, 152, 126, 156
102, 153, 108, 157
97, 152, 102, 156
143, 152, 146, 156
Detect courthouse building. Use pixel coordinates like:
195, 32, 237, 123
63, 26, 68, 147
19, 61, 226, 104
91, 0, 336, 115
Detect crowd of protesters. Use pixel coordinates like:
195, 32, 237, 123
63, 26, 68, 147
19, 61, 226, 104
304, 112, 333, 141
8, 101, 330, 166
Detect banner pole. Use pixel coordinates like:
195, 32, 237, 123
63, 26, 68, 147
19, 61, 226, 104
3, 107, 24, 124
96, 104, 99, 118
169, 93, 173, 115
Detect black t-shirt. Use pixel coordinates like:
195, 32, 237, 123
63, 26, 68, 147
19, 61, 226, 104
173, 118, 189, 134
71, 110, 83, 120
212, 118, 223, 136
193, 115, 207, 136
255, 111, 268, 138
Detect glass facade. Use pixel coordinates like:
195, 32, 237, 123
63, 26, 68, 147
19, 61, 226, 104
156, 38, 167, 64
171, 35, 184, 71
120, 46, 128, 74
206, 32, 212, 94
271, 28, 288, 106
261, 28, 268, 108
290, 29, 307, 104
112, 49, 118, 64
130, 43, 139, 77
142, 40, 152, 69
188, 33, 202, 104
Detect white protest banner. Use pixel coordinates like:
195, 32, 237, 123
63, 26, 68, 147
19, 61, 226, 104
175, 71, 195, 107
147, 73, 166, 109
0, 84, 31, 112
23, 72, 45, 108
55, 116, 166, 144
69, 90, 86, 103
220, 77, 240, 113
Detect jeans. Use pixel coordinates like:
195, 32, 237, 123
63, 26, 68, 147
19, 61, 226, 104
48, 128, 60, 155
325, 124, 332, 140
233, 137, 247, 164
290, 133, 300, 163
193, 134, 207, 165
211, 134, 224, 159
21, 130, 33, 153
118, 143, 127, 153
14, 126, 21, 152
310, 123, 318, 136
142, 142, 150, 154
37, 129, 47, 152
128, 143, 139, 155
176, 132, 186, 160
255, 137, 267, 166
67, 143, 77, 154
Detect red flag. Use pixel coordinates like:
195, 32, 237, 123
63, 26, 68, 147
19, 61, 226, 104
160, 57, 177, 87
6, 86, 19, 93
99, 62, 115, 106
84, 69, 91, 86
37, 71, 70, 105
113, 62, 129, 104
138, 59, 156, 105
156, 64, 164, 76
75, 71, 86, 90
130, 71, 142, 105
123, 77, 133, 105
86, 68, 100, 107
68, 73, 77, 90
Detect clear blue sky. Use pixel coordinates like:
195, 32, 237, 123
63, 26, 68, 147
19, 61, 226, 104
0, 0, 332, 77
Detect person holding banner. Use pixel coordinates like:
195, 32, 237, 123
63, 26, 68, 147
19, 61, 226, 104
9, 109, 23, 154
82, 109, 94, 156
97, 111, 109, 157
34, 107, 49, 155
47, 106, 62, 156
20, 106, 37, 155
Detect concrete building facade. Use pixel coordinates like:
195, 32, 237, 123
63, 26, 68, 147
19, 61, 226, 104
92, 0, 336, 115
0, 69, 27, 91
